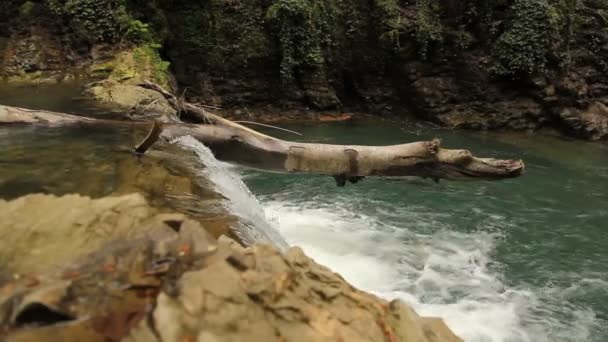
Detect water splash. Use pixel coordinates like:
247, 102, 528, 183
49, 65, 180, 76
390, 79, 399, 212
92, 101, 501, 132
262, 199, 601, 342
172, 135, 602, 342
174, 135, 288, 249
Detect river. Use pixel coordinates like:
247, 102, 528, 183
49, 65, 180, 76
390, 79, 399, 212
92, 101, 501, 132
1, 84, 607, 342
240, 122, 608, 342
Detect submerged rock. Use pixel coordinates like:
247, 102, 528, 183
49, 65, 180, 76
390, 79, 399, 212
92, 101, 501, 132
0, 193, 461, 342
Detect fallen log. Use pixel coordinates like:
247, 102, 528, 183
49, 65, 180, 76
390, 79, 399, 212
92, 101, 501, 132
0, 104, 524, 185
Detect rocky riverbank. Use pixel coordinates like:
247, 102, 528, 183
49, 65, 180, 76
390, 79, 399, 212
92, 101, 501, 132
0, 193, 462, 342
1, 1, 607, 140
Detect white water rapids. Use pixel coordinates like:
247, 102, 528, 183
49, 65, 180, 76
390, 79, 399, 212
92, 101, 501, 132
175, 136, 599, 342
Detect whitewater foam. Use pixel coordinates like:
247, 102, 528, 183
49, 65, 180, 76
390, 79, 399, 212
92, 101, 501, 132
174, 136, 288, 248
173, 135, 599, 342
262, 200, 599, 342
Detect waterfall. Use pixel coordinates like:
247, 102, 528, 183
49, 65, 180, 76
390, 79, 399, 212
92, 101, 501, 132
174, 135, 288, 249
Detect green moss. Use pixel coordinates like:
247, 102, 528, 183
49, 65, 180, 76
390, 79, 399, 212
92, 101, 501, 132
133, 44, 170, 86
91, 44, 170, 87
8, 0, 595, 92
491, 0, 560, 77
18, 1, 36, 17
45, 0, 156, 43
266, 0, 327, 83
165, 0, 269, 74
414, 0, 443, 59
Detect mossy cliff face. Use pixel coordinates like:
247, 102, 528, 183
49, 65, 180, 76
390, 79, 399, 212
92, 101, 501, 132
87, 45, 175, 118
161, 0, 401, 110
1, 0, 608, 139
0, 0, 174, 116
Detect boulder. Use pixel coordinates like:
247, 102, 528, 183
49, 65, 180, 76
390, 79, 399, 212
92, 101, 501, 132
129, 243, 463, 342
86, 47, 176, 120
0, 193, 171, 274
0, 195, 217, 341
0, 193, 462, 342
87, 82, 176, 120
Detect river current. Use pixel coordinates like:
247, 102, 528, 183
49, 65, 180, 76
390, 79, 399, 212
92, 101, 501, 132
1, 84, 607, 342
242, 123, 608, 342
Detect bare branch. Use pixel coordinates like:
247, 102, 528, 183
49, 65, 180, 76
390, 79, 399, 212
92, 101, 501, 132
0, 104, 525, 184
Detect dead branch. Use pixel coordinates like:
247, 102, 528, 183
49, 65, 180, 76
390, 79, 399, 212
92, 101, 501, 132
0, 103, 524, 185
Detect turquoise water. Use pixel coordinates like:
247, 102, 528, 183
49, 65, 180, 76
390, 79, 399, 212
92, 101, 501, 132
1, 85, 607, 341
242, 122, 608, 342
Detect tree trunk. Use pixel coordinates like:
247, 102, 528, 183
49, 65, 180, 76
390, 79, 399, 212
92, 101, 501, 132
0, 104, 524, 185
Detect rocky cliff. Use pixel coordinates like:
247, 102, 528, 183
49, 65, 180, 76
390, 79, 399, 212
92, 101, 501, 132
0, 193, 462, 342
1, 0, 607, 140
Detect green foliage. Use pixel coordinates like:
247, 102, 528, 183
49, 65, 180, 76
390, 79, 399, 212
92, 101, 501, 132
265, 0, 403, 84
47, 0, 119, 42
373, 0, 402, 47
414, 0, 444, 59
45, 0, 154, 43
266, 0, 327, 83
167, 0, 268, 73
491, 0, 559, 77
133, 44, 170, 85
7, 0, 594, 87
115, 7, 154, 43
19, 1, 36, 17
123, 0, 170, 44
551, 0, 581, 71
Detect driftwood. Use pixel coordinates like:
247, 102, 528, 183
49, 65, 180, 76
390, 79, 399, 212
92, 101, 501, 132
0, 92, 524, 185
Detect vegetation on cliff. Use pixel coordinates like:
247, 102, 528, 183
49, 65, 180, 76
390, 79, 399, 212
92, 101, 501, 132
1, 0, 607, 138
3, 0, 603, 85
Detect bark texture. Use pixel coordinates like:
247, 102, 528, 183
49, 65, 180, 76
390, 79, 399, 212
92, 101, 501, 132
0, 104, 525, 184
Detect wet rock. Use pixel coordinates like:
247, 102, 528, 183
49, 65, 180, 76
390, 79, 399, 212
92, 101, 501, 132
300, 75, 342, 110
409, 72, 545, 131
559, 102, 608, 140
436, 99, 544, 131
111, 148, 238, 240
